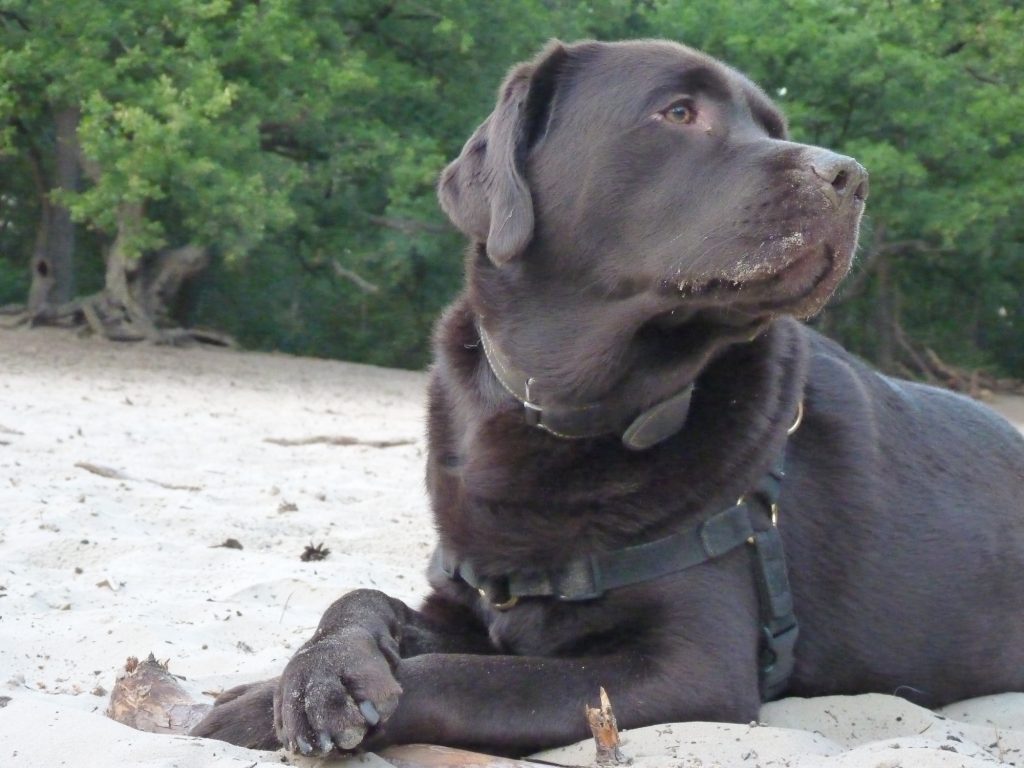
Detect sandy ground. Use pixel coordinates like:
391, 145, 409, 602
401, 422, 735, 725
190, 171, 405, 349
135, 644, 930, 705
1, 328, 1022, 768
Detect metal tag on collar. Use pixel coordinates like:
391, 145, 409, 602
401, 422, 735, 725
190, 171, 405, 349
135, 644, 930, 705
523, 377, 543, 427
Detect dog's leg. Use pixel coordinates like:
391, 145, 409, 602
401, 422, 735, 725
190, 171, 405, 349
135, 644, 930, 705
277, 592, 754, 755
359, 648, 756, 755
190, 588, 492, 752
188, 679, 280, 750
194, 587, 758, 756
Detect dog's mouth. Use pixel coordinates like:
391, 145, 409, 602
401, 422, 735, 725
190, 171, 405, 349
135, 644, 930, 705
664, 233, 854, 323
732, 240, 846, 317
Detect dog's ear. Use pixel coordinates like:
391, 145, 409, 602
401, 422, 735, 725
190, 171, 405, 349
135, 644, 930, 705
438, 40, 570, 266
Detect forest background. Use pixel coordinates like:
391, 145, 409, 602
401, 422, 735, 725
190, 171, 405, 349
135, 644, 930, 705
1, 0, 1021, 378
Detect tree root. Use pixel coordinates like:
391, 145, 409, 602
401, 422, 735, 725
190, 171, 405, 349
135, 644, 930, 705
0, 292, 235, 348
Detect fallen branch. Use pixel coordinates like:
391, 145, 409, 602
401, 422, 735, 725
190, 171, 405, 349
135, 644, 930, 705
332, 260, 381, 294
890, 322, 1024, 399
75, 462, 202, 492
264, 435, 415, 448
364, 213, 449, 236
75, 462, 126, 481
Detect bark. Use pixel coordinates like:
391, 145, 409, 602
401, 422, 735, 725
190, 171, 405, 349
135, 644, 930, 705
136, 244, 210, 325
26, 106, 79, 314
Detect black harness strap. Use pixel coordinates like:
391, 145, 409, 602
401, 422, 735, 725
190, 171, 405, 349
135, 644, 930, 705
751, 524, 799, 699
434, 458, 799, 701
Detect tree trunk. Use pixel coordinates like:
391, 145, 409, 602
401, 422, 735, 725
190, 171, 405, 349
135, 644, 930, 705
101, 201, 159, 340
26, 200, 55, 312
93, 205, 222, 344
10, 124, 226, 346
26, 106, 79, 314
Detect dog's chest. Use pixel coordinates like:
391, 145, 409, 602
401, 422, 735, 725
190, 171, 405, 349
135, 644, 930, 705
483, 602, 565, 655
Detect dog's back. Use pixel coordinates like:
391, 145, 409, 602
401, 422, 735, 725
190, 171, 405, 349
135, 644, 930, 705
782, 327, 1024, 705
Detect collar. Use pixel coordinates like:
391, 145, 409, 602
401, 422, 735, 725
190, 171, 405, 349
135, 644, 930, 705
478, 323, 694, 450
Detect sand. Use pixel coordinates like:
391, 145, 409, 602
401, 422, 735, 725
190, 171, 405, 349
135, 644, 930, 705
1, 327, 1022, 767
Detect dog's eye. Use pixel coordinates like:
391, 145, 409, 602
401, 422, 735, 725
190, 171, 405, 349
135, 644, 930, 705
663, 99, 697, 125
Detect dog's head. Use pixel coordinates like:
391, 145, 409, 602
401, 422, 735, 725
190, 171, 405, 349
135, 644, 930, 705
439, 39, 867, 329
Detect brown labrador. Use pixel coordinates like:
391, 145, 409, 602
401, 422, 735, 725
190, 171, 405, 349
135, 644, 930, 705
192, 39, 1024, 757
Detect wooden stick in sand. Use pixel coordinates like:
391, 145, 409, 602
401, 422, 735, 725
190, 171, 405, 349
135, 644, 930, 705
585, 687, 628, 765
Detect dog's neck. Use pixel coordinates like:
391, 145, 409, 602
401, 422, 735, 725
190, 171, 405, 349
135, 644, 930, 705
468, 257, 776, 446
476, 319, 697, 448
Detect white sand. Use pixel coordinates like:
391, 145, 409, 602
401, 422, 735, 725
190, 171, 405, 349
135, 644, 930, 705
1, 328, 1022, 767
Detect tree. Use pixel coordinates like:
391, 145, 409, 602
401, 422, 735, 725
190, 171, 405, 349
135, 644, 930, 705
0, 0, 1020, 376
1, 0, 374, 341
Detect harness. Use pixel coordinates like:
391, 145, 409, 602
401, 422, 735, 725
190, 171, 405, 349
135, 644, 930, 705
435, 326, 803, 700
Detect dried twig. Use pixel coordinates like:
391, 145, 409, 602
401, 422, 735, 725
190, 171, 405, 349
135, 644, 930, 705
364, 213, 449, 236
332, 260, 381, 294
75, 462, 201, 491
264, 435, 415, 448
380, 744, 541, 767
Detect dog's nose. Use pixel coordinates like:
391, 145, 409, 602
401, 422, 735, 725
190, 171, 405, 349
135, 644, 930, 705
806, 149, 869, 207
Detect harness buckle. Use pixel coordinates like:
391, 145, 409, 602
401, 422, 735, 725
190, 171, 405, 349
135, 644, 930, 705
760, 621, 799, 699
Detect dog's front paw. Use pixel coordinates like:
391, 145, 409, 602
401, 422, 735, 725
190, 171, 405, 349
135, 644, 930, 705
274, 628, 402, 755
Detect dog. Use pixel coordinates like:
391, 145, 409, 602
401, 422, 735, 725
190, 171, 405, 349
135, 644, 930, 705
191, 38, 1024, 757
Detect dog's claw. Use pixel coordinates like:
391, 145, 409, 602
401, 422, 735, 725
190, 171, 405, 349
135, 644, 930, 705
317, 732, 334, 754
358, 699, 381, 726
295, 735, 313, 755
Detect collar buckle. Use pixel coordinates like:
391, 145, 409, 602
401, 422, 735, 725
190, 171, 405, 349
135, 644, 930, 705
523, 402, 542, 427
523, 377, 542, 427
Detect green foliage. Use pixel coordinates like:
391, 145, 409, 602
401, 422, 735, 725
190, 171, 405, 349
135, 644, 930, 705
0, 0, 1021, 374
